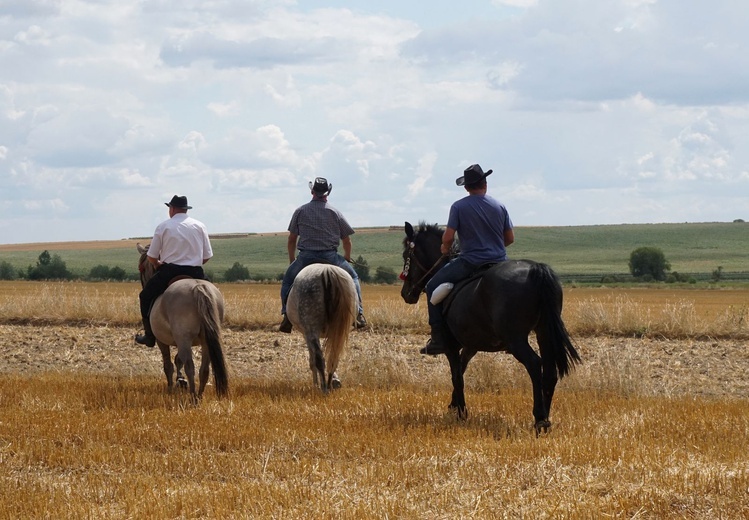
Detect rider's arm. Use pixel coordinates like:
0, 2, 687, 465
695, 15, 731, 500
341, 236, 353, 262
441, 227, 456, 255
287, 232, 298, 263
504, 228, 515, 247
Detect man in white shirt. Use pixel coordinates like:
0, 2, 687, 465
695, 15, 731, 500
135, 195, 213, 347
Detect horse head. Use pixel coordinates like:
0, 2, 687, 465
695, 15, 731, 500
400, 221, 448, 304
136, 243, 157, 288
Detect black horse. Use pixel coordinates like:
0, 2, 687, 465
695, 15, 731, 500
400, 222, 581, 434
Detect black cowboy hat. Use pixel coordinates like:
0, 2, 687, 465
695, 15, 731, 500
309, 177, 332, 196
456, 164, 493, 186
165, 195, 192, 209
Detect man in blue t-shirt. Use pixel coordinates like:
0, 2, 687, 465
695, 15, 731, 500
421, 164, 515, 355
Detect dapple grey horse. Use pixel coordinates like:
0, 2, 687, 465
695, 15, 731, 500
137, 244, 228, 401
286, 263, 357, 393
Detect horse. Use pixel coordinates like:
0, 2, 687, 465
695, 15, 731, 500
286, 263, 358, 393
400, 222, 581, 434
136, 244, 228, 401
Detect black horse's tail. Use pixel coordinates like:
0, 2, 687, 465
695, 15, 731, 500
530, 263, 581, 379
194, 284, 229, 397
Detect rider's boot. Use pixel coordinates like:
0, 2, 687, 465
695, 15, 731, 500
420, 323, 450, 356
135, 318, 156, 348
278, 313, 293, 333
354, 312, 367, 329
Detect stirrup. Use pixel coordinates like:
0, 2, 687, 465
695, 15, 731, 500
355, 313, 367, 329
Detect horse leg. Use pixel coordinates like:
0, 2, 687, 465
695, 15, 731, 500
174, 353, 187, 389
306, 334, 327, 393
509, 339, 548, 435
446, 350, 467, 419
197, 345, 211, 398
540, 361, 559, 430
176, 343, 197, 403
157, 342, 174, 389
326, 370, 342, 391
445, 348, 478, 419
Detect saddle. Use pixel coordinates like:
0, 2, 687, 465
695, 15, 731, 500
167, 274, 194, 286
436, 263, 497, 315
146, 275, 196, 317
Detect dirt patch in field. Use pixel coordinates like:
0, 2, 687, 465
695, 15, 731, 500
0, 324, 747, 400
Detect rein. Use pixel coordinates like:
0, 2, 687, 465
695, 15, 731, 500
138, 254, 156, 289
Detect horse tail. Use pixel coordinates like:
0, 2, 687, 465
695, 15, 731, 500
530, 263, 581, 379
322, 267, 357, 376
194, 284, 229, 397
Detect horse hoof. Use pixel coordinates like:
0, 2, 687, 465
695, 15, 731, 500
177, 378, 188, 389
448, 404, 468, 421
331, 378, 342, 390
534, 420, 552, 436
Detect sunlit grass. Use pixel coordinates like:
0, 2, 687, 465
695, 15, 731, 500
0, 281, 748, 518
0, 373, 746, 519
1, 281, 748, 340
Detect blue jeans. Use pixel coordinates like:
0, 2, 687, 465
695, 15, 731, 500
425, 257, 477, 326
280, 250, 363, 315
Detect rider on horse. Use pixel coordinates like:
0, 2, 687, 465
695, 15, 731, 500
422, 164, 515, 355
278, 177, 367, 333
135, 195, 213, 347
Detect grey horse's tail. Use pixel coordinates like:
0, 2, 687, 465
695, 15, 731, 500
322, 267, 357, 378
194, 284, 229, 397
530, 262, 581, 379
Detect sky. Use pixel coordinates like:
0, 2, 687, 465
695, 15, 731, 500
1, 0, 748, 244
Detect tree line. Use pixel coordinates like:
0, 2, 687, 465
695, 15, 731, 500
0, 246, 729, 285
0, 251, 401, 284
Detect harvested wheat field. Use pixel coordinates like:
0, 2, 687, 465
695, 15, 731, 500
0, 282, 747, 519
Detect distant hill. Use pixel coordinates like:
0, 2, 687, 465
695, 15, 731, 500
0, 222, 747, 282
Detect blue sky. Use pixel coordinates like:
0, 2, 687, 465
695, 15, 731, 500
1, 0, 748, 244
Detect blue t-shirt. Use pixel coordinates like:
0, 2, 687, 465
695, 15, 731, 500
447, 193, 513, 265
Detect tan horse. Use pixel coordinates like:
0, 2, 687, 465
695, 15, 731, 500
286, 263, 357, 393
137, 244, 228, 401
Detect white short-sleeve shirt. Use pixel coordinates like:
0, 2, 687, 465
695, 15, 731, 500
148, 213, 213, 266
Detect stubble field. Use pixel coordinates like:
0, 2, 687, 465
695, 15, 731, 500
0, 282, 747, 518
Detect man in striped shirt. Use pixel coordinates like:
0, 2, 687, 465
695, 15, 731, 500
279, 177, 366, 333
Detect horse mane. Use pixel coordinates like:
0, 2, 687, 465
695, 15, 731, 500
402, 222, 441, 248
404, 222, 459, 256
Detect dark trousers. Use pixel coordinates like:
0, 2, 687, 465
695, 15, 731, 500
139, 264, 206, 334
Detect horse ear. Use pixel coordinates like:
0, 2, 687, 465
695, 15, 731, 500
405, 221, 414, 240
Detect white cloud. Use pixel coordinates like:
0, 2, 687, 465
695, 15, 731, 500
0, 0, 748, 243
207, 101, 241, 117
406, 152, 437, 200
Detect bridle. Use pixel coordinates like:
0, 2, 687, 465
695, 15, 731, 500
138, 248, 156, 289
401, 240, 449, 298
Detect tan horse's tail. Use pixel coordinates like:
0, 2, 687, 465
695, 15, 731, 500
194, 284, 229, 397
322, 267, 357, 377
